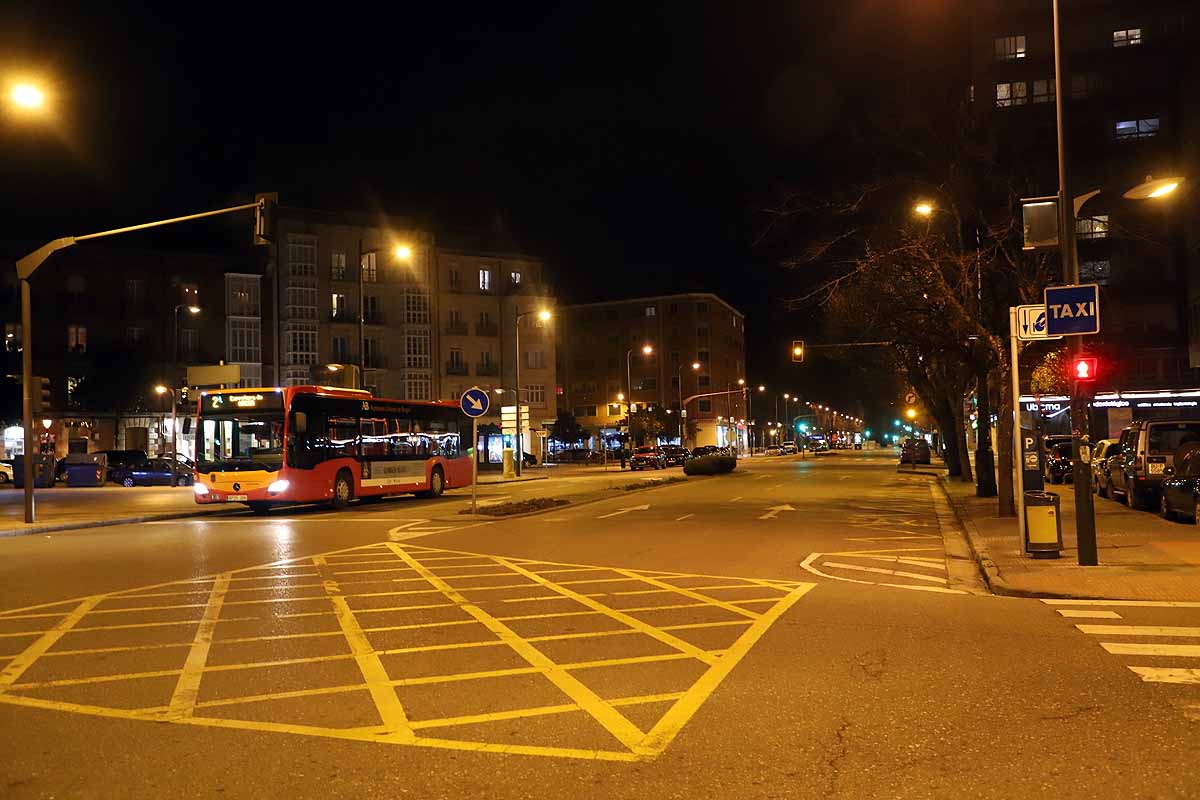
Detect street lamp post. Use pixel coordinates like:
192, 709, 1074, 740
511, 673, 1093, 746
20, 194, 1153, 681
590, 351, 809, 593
677, 361, 700, 445
514, 309, 552, 477
625, 344, 653, 446
356, 243, 413, 376
174, 303, 201, 377
154, 385, 177, 469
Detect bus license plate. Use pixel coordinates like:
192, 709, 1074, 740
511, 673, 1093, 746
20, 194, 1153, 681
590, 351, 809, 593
1148, 463, 1164, 475
226, 494, 248, 501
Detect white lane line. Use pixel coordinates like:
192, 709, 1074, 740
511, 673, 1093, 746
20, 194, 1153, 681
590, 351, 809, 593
754, 475, 771, 480
1127, 667, 1200, 685
675, 514, 694, 521
842, 555, 947, 571
839, 476, 852, 480
1077, 625, 1200, 638
798, 553, 965, 595
729, 496, 743, 502
1101, 643, 1200, 657
1057, 609, 1122, 619
1043, 599, 1200, 608
821, 561, 949, 584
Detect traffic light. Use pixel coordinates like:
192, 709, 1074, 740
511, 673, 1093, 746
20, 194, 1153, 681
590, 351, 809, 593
791, 340, 805, 363
31, 376, 49, 413
254, 192, 277, 245
1072, 356, 1098, 381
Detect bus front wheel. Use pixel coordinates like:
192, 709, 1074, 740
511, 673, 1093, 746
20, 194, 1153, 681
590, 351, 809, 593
332, 471, 354, 509
419, 467, 445, 498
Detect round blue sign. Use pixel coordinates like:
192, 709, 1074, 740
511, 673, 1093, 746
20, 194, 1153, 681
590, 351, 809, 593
460, 387, 490, 418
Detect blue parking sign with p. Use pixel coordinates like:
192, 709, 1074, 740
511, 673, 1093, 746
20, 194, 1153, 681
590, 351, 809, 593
1044, 284, 1100, 336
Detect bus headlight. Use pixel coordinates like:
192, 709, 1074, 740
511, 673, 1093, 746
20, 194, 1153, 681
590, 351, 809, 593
267, 479, 290, 494
193, 482, 209, 497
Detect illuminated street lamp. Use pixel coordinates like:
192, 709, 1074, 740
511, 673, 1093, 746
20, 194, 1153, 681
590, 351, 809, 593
10, 83, 45, 110
677, 361, 701, 445
905, 407, 917, 420
913, 201, 934, 217
154, 383, 180, 470
514, 308, 553, 476
393, 244, 413, 261
625, 344, 653, 445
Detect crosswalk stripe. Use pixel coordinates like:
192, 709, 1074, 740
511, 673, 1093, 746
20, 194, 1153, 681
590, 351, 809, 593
1077, 625, 1200, 638
1101, 643, 1200, 657
1057, 610, 1122, 619
821, 562, 948, 584
1127, 666, 1200, 685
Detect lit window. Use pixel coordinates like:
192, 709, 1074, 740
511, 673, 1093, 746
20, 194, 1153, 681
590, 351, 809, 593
1075, 215, 1110, 239
361, 252, 377, 283
479, 269, 492, 291
645, 305, 656, 317
331, 293, 348, 319
995, 82, 1013, 107
1032, 78, 1056, 104
1112, 28, 1142, 47
994, 35, 1027, 60
510, 271, 522, 285
1114, 118, 1159, 140
67, 325, 87, 353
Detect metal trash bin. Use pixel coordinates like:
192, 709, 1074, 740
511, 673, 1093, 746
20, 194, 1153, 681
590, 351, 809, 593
66, 463, 105, 487
1024, 490, 1063, 558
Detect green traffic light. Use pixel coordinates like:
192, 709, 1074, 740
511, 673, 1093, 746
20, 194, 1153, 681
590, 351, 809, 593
893, 419, 900, 426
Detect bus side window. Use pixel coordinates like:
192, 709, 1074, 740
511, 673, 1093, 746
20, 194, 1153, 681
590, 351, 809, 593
328, 417, 359, 459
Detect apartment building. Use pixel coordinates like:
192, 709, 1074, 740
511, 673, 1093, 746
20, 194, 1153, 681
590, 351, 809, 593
435, 244, 557, 460
556, 293, 747, 449
270, 206, 436, 399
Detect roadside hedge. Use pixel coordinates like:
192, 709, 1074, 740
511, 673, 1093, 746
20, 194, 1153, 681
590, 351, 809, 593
683, 455, 737, 476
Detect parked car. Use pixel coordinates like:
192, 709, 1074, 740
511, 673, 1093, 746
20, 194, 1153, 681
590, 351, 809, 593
660, 445, 690, 466
0, 460, 11, 483
630, 446, 666, 470
1091, 438, 1119, 496
899, 438, 931, 464
780, 441, 798, 455
1160, 448, 1200, 522
93, 449, 149, 483
111, 457, 194, 487
1107, 419, 1200, 509
1044, 442, 1074, 484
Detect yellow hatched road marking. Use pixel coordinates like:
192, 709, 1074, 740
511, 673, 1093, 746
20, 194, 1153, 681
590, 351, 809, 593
387, 543, 651, 754
312, 555, 414, 741
494, 557, 721, 666
409, 691, 687, 731
0, 596, 103, 690
166, 573, 230, 719
608, 570, 762, 619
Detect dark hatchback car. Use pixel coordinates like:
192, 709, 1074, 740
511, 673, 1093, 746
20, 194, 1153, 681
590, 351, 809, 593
1159, 447, 1200, 522
660, 445, 690, 466
899, 438, 931, 464
630, 446, 666, 470
690, 445, 721, 458
112, 457, 194, 487
1044, 442, 1074, 484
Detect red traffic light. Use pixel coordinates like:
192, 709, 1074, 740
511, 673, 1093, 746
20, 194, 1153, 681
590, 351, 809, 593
1072, 356, 1098, 381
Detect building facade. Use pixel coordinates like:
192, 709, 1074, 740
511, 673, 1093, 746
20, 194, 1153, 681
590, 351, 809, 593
556, 293, 747, 449
969, 0, 1199, 407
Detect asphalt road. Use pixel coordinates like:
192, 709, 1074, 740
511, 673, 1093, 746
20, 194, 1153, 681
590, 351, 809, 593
1, 452, 1197, 799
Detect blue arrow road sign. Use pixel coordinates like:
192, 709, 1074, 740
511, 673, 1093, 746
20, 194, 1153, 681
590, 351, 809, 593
460, 387, 490, 418
1044, 283, 1100, 336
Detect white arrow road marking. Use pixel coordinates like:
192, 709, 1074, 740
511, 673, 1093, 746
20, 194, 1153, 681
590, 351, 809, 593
476, 494, 512, 506
757, 504, 796, 520
675, 513, 694, 521
597, 504, 650, 519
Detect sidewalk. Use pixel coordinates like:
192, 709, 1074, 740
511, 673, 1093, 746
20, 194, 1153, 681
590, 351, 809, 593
0, 485, 236, 538
942, 476, 1200, 600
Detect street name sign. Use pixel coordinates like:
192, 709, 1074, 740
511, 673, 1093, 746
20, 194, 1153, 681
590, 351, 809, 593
1043, 284, 1100, 336
460, 387, 490, 417
1015, 304, 1063, 341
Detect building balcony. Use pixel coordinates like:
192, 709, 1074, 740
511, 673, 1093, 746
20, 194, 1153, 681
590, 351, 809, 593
475, 322, 499, 337
363, 312, 386, 325
475, 362, 499, 376
329, 311, 357, 323
446, 362, 469, 376
443, 321, 469, 336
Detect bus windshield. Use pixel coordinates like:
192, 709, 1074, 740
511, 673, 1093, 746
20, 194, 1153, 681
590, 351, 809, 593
197, 392, 286, 472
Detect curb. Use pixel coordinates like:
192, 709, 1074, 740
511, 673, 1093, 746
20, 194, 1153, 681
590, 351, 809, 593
478, 475, 550, 485
0, 508, 245, 539
446, 475, 696, 523
936, 475, 1008, 596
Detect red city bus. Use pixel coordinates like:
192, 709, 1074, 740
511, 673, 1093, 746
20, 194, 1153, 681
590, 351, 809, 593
192, 386, 473, 513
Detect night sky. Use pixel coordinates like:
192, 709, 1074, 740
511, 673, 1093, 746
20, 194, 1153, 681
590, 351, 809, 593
0, 1, 957, 422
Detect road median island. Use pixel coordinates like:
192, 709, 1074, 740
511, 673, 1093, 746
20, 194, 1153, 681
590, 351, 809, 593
617, 475, 687, 490
460, 497, 570, 516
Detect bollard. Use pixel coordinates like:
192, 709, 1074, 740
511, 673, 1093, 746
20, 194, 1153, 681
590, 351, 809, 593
502, 448, 516, 479
1023, 490, 1063, 558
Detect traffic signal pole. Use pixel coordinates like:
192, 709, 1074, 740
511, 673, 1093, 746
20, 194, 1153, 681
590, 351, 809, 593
1052, 0, 1098, 565
14, 200, 264, 523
